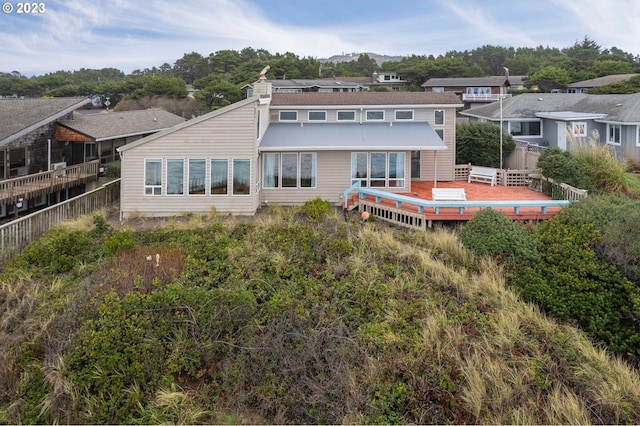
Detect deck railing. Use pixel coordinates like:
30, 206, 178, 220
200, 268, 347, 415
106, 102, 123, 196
0, 160, 100, 205
0, 178, 120, 266
356, 187, 571, 229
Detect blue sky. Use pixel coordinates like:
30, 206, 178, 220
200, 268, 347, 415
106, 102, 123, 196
2, 0, 639, 76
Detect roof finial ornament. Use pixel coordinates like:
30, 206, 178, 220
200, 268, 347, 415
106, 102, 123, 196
259, 65, 270, 80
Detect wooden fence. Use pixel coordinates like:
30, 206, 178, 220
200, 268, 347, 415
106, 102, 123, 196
0, 179, 120, 266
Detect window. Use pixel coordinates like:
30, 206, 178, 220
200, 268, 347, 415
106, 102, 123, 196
337, 110, 356, 121
210, 159, 228, 195
370, 152, 387, 187
300, 153, 316, 187
432, 87, 444, 93
281, 153, 298, 187
389, 153, 405, 188
145, 159, 163, 195
434, 110, 444, 125
167, 159, 184, 195
85, 142, 97, 161
366, 110, 384, 121
263, 153, 279, 188
510, 121, 541, 136
435, 129, 444, 140
351, 152, 368, 186
188, 159, 206, 195
232, 159, 250, 195
0, 151, 5, 180
351, 152, 405, 188
572, 122, 587, 137
395, 110, 413, 120
308, 111, 326, 121
608, 124, 621, 145
256, 110, 261, 139
279, 111, 297, 121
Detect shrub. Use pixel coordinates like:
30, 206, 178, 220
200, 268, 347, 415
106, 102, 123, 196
103, 229, 134, 257
18, 228, 91, 274
104, 161, 121, 178
537, 147, 592, 192
297, 198, 332, 220
510, 210, 640, 357
456, 122, 515, 168
458, 208, 539, 266
569, 130, 629, 194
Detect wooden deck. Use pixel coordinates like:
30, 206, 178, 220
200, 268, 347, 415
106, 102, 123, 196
350, 180, 565, 227
0, 160, 100, 206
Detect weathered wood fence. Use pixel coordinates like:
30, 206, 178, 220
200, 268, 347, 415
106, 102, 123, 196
0, 179, 120, 266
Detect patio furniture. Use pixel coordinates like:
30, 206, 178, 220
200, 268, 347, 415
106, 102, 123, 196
432, 188, 467, 201
468, 166, 498, 186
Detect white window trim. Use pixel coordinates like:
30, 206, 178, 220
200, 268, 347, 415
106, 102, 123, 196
337, 110, 356, 121
350, 151, 406, 189
395, 110, 414, 121
366, 110, 385, 121
262, 152, 317, 189
210, 158, 229, 196
188, 158, 207, 196
607, 123, 622, 146
572, 122, 587, 137
166, 158, 185, 196
308, 110, 327, 121
279, 110, 298, 121
144, 158, 163, 196
434, 110, 445, 126
232, 159, 251, 196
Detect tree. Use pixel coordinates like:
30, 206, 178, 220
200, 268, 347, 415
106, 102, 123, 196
536, 147, 592, 192
173, 52, 208, 84
130, 75, 187, 99
525, 65, 570, 92
193, 76, 243, 110
456, 122, 515, 168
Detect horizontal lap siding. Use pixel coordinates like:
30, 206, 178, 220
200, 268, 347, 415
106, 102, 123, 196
261, 151, 412, 207
121, 103, 259, 217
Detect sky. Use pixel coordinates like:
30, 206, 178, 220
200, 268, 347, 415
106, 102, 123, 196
1, 0, 639, 76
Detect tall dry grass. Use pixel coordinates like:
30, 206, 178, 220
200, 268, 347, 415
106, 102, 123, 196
568, 128, 630, 194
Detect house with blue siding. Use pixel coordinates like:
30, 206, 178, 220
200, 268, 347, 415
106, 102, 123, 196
461, 93, 640, 165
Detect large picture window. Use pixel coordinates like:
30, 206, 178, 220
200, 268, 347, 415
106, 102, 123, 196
263, 152, 316, 189
351, 152, 405, 188
166, 159, 184, 195
232, 159, 250, 195
281, 153, 298, 187
144, 159, 163, 195
210, 159, 228, 195
189, 159, 206, 195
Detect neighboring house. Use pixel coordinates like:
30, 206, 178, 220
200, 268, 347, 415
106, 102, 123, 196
461, 92, 640, 164
244, 79, 364, 97
337, 72, 409, 91
244, 72, 409, 97
117, 79, 462, 218
421, 76, 520, 108
57, 109, 186, 166
0, 98, 185, 220
0, 97, 91, 179
564, 74, 639, 94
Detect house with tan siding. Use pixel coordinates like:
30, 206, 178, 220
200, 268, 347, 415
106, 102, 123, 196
117, 79, 463, 218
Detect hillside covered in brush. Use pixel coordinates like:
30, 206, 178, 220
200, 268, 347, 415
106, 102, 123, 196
1, 201, 640, 424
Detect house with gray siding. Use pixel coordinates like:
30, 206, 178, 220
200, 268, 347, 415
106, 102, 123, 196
461, 93, 640, 165
117, 79, 462, 218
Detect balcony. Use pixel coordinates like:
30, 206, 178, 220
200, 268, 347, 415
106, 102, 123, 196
462, 93, 512, 102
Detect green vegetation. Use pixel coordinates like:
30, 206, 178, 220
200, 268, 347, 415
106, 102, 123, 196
456, 122, 516, 168
2, 200, 640, 424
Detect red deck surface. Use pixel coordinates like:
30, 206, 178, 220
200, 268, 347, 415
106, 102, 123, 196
359, 180, 562, 223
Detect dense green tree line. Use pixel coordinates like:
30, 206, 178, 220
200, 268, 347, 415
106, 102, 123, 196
2, 36, 639, 108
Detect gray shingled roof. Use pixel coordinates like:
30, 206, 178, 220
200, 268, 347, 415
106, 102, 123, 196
421, 76, 509, 88
58, 109, 186, 141
566, 74, 639, 88
270, 91, 462, 106
461, 93, 640, 123
0, 97, 91, 146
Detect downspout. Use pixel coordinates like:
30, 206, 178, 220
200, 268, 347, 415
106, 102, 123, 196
47, 139, 51, 170
433, 151, 438, 189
